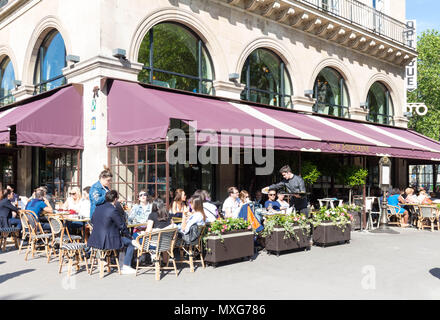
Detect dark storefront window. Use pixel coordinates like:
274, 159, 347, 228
110, 143, 168, 206
32, 148, 81, 201
240, 48, 292, 108
0, 152, 15, 189
138, 22, 214, 94
33, 30, 67, 94
313, 67, 349, 118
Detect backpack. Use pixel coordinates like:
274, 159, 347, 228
181, 223, 201, 245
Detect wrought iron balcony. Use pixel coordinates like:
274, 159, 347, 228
297, 0, 408, 46
221, 0, 416, 66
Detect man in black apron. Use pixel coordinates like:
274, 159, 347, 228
262, 165, 309, 217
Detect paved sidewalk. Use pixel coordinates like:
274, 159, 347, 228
1, 227, 440, 300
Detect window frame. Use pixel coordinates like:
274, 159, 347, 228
366, 82, 394, 125
139, 22, 214, 95
0, 57, 15, 106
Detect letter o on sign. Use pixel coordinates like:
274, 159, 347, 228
416, 104, 428, 116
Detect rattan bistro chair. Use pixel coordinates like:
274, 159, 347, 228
175, 225, 206, 273
0, 226, 20, 252
47, 216, 82, 263
417, 205, 438, 232
387, 205, 403, 227
88, 248, 121, 278
59, 242, 89, 277
134, 227, 178, 280
22, 211, 52, 261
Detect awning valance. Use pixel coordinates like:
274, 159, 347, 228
0, 85, 83, 149
106, 79, 440, 161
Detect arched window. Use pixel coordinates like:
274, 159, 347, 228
138, 22, 214, 95
367, 82, 394, 125
0, 57, 15, 106
240, 48, 292, 108
313, 67, 349, 118
34, 30, 67, 94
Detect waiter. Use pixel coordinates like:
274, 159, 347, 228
262, 165, 309, 216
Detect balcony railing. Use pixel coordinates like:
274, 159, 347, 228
297, 0, 409, 46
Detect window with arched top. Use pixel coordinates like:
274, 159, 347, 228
0, 57, 15, 106
138, 22, 214, 95
313, 67, 349, 118
240, 48, 292, 108
33, 30, 67, 94
367, 81, 394, 125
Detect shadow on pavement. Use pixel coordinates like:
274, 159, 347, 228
429, 268, 440, 280
0, 293, 39, 300
0, 269, 35, 285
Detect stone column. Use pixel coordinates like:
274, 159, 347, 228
11, 84, 35, 102
292, 96, 315, 114
63, 55, 143, 187
213, 80, 245, 100
349, 107, 369, 121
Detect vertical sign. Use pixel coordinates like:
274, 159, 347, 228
405, 20, 417, 92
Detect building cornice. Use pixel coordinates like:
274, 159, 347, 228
215, 0, 417, 67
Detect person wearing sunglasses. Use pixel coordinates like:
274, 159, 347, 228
63, 187, 82, 213
128, 190, 153, 225
262, 165, 308, 216
222, 186, 241, 218
265, 189, 281, 212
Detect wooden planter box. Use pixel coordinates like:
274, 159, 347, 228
349, 210, 362, 230
312, 222, 351, 247
204, 230, 254, 265
264, 226, 311, 256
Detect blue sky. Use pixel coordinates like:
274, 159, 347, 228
406, 0, 440, 35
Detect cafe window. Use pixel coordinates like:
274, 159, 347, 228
240, 48, 292, 108
0, 57, 15, 106
367, 82, 394, 125
409, 165, 433, 191
0, 153, 15, 189
32, 147, 81, 201
313, 67, 349, 118
138, 22, 214, 95
33, 30, 67, 94
109, 143, 168, 207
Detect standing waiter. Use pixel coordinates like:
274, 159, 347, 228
262, 165, 309, 216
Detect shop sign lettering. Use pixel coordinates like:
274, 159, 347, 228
330, 143, 370, 153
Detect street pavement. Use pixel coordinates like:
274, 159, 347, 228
1, 227, 440, 300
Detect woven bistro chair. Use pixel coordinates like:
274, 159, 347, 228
386, 205, 403, 227
0, 225, 20, 252
417, 205, 438, 232
175, 225, 206, 273
134, 227, 178, 280
18, 211, 32, 254
22, 211, 52, 261
47, 216, 82, 263
88, 248, 121, 278
59, 242, 89, 277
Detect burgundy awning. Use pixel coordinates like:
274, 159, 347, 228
106, 79, 440, 161
0, 85, 83, 149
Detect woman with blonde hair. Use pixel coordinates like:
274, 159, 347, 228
63, 186, 82, 212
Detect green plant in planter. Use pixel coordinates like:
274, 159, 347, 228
342, 204, 362, 212
203, 218, 252, 245
310, 206, 354, 231
301, 161, 321, 188
340, 166, 368, 204
261, 213, 310, 241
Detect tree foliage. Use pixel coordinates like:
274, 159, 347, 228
407, 29, 440, 140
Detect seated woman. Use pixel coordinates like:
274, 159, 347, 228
276, 193, 290, 211
78, 186, 91, 218
171, 188, 188, 218
180, 196, 206, 235
128, 190, 153, 235
131, 198, 175, 257
63, 187, 82, 213
417, 188, 431, 204
192, 189, 218, 223
404, 187, 419, 204
387, 188, 409, 227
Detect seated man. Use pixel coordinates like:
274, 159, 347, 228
25, 188, 53, 231
87, 190, 136, 275
265, 189, 281, 211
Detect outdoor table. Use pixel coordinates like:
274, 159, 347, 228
318, 198, 343, 209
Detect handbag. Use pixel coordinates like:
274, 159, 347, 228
181, 224, 201, 245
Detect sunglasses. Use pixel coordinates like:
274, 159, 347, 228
69, 193, 76, 195
139, 193, 147, 197
269, 194, 276, 196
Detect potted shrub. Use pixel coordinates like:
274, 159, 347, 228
203, 218, 254, 266
342, 204, 362, 230
310, 206, 353, 247
261, 213, 311, 256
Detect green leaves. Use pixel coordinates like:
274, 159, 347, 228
301, 161, 321, 185
408, 29, 440, 140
